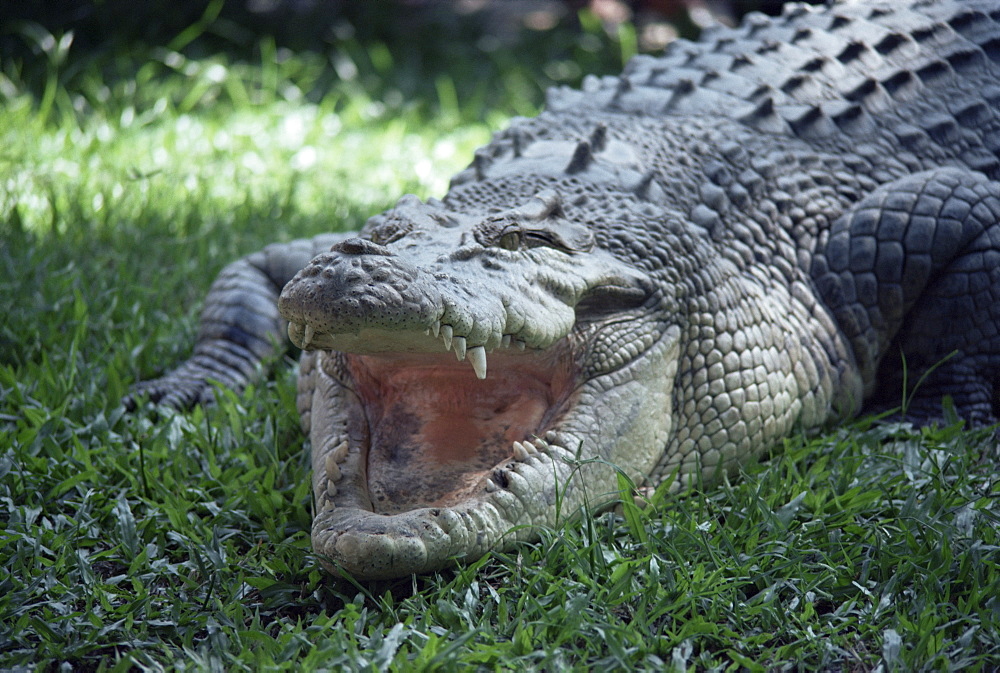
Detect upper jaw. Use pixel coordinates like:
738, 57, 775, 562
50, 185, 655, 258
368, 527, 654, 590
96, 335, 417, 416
286, 320, 537, 381
276, 241, 581, 377
276, 220, 655, 369
277, 244, 583, 381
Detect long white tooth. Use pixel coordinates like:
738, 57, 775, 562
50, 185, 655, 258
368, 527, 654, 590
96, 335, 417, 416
441, 325, 453, 350
515, 339, 526, 351
302, 324, 315, 349
512, 441, 531, 461
501, 334, 512, 348
468, 346, 487, 379
330, 440, 349, 462
432, 320, 441, 338
325, 453, 342, 482
485, 478, 499, 493
453, 336, 467, 361
326, 481, 338, 498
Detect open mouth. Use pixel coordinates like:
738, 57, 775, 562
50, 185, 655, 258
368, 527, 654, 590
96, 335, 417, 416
275, 229, 657, 576
334, 340, 578, 514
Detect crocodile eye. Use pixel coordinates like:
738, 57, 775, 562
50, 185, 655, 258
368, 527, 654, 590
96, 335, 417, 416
498, 229, 522, 251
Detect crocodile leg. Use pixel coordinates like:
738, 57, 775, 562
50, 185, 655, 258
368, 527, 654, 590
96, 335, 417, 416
126, 233, 350, 409
812, 168, 1000, 424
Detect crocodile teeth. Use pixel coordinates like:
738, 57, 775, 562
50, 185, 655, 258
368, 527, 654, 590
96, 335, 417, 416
468, 346, 487, 379
515, 340, 526, 351
512, 441, 533, 461
441, 325, 453, 350
431, 320, 441, 338
302, 324, 315, 349
485, 478, 499, 493
453, 336, 467, 361
501, 334, 512, 348
325, 453, 342, 482
326, 481, 338, 498
330, 440, 349, 462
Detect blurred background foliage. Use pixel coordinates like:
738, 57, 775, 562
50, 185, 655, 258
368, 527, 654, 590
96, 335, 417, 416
0, 0, 820, 127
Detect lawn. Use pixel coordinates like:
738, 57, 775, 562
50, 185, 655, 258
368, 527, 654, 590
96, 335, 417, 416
2, 5, 999, 671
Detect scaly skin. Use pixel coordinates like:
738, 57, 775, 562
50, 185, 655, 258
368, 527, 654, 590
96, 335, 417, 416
130, 0, 1000, 579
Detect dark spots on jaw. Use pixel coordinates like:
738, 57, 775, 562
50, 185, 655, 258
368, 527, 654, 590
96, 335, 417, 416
384, 441, 417, 467
366, 407, 524, 512
492, 469, 510, 489
371, 406, 422, 467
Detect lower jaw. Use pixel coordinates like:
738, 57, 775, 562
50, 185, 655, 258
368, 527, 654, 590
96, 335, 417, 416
306, 346, 581, 578
311, 429, 578, 580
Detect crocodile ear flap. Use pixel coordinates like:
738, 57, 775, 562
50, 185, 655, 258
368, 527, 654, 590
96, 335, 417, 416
574, 283, 648, 316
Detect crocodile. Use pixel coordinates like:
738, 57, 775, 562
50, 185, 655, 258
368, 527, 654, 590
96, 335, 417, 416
129, 0, 1000, 580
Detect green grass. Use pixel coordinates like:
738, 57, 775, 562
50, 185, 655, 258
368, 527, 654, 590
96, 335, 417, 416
2, 12, 1000, 672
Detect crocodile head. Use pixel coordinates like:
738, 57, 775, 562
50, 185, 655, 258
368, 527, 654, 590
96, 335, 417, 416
278, 189, 679, 579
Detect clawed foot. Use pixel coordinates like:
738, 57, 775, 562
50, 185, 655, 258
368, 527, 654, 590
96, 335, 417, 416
123, 355, 249, 411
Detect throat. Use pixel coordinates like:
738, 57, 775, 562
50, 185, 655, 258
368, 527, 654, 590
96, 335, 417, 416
346, 350, 574, 513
